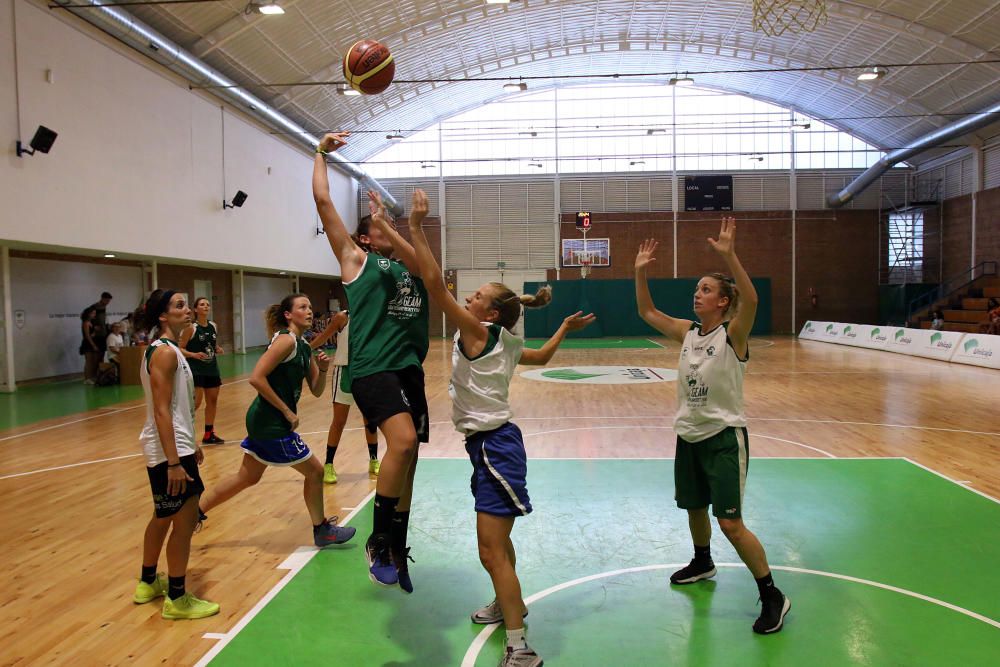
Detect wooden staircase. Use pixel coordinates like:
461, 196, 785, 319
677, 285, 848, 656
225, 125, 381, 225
914, 277, 1000, 333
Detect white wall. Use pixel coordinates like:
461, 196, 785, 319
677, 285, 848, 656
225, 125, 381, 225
10, 257, 142, 380
0, 0, 354, 276
243, 274, 295, 348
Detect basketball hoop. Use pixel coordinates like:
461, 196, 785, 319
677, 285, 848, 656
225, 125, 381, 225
580, 252, 593, 280
752, 0, 828, 37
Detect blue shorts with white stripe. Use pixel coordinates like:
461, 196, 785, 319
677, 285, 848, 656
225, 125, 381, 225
465, 422, 532, 518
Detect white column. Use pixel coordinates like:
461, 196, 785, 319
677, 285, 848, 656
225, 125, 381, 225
790, 111, 798, 334
438, 151, 447, 337
233, 269, 246, 354
554, 87, 562, 279
672, 84, 678, 278
151, 260, 159, 290
971, 143, 984, 273
0, 247, 16, 392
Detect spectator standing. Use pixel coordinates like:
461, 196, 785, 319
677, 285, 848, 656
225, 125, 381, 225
80, 308, 102, 384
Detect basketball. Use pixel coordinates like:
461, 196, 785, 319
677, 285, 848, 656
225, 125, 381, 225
343, 39, 395, 95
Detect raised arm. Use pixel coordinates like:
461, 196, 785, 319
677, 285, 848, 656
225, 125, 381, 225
310, 311, 346, 350
708, 217, 758, 356
519, 311, 596, 365
406, 192, 489, 353
367, 190, 422, 279
634, 239, 692, 343
312, 132, 365, 281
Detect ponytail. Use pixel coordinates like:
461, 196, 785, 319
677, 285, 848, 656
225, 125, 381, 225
489, 283, 552, 330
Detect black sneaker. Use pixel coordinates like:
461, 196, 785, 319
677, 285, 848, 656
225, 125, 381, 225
753, 590, 791, 634
194, 509, 208, 533
202, 432, 225, 445
393, 546, 415, 594
669, 558, 717, 584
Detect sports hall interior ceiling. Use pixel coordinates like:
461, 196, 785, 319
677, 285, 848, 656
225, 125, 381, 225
77, 0, 1000, 165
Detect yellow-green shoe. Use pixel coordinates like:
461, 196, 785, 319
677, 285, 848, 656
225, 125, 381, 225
161, 592, 220, 620
323, 463, 337, 484
133, 573, 167, 604
368, 459, 380, 476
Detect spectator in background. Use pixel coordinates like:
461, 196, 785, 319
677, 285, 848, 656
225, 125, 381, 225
116, 313, 135, 346
80, 308, 102, 384
930, 310, 944, 331
106, 322, 125, 364
987, 298, 1000, 336
84, 292, 113, 356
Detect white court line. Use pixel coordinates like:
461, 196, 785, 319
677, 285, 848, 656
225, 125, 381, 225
0, 377, 251, 445
645, 338, 666, 348
519, 425, 837, 458
0, 453, 143, 480
902, 458, 1000, 505
194, 489, 376, 665
461, 563, 1000, 667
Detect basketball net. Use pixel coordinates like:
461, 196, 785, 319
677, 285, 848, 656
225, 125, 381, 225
752, 0, 828, 37
580, 252, 593, 279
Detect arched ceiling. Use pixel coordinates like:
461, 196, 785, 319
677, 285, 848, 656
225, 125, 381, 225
115, 0, 1000, 164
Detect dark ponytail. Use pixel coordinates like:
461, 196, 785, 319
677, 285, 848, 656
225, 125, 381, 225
265, 293, 309, 337
141, 289, 172, 333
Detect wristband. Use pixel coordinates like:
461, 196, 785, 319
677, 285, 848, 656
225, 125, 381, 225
315, 147, 328, 155
167, 462, 182, 468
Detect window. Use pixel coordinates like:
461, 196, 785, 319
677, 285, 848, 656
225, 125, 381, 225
887, 211, 924, 283
363, 84, 885, 179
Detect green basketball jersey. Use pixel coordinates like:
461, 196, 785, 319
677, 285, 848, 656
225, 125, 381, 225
245, 330, 313, 440
343, 253, 429, 378
184, 321, 220, 377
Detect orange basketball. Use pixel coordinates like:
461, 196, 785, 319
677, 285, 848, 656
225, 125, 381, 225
343, 39, 395, 95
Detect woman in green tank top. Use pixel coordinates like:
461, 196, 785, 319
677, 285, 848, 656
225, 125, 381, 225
313, 132, 430, 592
197, 294, 356, 548
179, 297, 225, 445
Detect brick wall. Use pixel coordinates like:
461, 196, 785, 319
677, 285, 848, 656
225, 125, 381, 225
548, 209, 879, 333
976, 187, 1000, 267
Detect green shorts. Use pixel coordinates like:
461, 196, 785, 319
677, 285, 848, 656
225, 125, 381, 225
674, 426, 749, 519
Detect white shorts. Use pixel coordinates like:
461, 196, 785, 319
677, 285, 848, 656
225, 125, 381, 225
331, 365, 354, 406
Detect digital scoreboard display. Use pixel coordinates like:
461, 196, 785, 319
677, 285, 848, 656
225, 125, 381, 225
684, 175, 733, 211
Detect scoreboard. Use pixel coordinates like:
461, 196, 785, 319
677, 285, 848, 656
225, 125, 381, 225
684, 175, 733, 211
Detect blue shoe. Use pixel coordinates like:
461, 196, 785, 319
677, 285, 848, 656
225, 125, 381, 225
365, 534, 398, 586
314, 517, 356, 547
395, 547, 414, 594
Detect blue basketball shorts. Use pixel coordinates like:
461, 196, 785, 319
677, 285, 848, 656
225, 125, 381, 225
241, 432, 312, 466
465, 422, 532, 518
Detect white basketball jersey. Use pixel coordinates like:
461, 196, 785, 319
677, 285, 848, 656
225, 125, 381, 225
450, 324, 524, 436
674, 322, 748, 442
139, 339, 196, 466
333, 319, 350, 367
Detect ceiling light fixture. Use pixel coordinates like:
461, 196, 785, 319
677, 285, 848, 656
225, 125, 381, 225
519, 131, 538, 137
486, 0, 511, 4
792, 122, 812, 129
857, 66, 887, 81
420, 162, 437, 169
503, 81, 528, 92
528, 161, 543, 168
646, 128, 665, 135
338, 85, 361, 96
103, 253, 116, 258
246, 2, 285, 15
386, 132, 404, 140
669, 75, 694, 86
629, 160, 646, 166
748, 155, 764, 162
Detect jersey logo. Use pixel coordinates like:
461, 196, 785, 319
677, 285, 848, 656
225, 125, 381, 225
377, 258, 391, 271
706, 345, 716, 357
387, 271, 423, 319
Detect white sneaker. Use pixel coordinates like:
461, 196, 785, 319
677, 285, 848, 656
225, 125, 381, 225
471, 598, 529, 625
498, 645, 543, 667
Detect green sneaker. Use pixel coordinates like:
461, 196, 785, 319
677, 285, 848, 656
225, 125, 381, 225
162, 592, 220, 620
323, 463, 337, 484
133, 573, 167, 604
368, 459, 380, 476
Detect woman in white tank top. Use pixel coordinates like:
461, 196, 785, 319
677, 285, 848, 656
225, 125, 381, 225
133, 290, 219, 620
635, 217, 790, 635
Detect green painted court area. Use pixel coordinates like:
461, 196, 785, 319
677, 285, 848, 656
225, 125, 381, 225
522, 337, 662, 350
0, 349, 265, 431
207, 459, 1000, 666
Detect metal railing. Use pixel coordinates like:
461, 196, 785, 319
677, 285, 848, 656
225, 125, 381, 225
907, 260, 998, 323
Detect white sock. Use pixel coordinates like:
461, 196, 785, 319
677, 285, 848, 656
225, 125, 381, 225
506, 627, 527, 650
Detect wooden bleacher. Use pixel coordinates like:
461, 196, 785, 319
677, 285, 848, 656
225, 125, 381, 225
914, 276, 999, 333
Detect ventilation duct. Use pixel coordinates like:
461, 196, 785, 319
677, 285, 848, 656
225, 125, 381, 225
828, 100, 1000, 208
51, 1, 403, 216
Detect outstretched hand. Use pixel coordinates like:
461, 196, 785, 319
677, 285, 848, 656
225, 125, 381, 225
562, 311, 596, 331
368, 190, 388, 221
410, 189, 429, 225
635, 239, 658, 271
318, 131, 349, 154
708, 216, 736, 256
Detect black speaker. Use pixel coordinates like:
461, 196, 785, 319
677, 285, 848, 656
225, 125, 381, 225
30, 126, 58, 153
232, 190, 248, 207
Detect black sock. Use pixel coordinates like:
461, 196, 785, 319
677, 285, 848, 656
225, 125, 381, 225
313, 520, 326, 532
694, 544, 712, 563
168, 575, 186, 600
204, 424, 213, 433
367, 442, 378, 460
325, 446, 337, 465
390, 510, 410, 553
141, 564, 157, 584
755, 572, 778, 598
373, 493, 399, 537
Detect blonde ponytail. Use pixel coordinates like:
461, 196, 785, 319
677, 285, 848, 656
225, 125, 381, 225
489, 283, 552, 330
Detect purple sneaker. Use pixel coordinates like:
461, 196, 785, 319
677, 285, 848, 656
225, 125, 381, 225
314, 517, 356, 547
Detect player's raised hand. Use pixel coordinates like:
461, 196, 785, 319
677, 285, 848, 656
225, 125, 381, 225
635, 239, 658, 271
410, 189, 429, 225
318, 131, 349, 154
562, 311, 597, 331
708, 216, 737, 257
